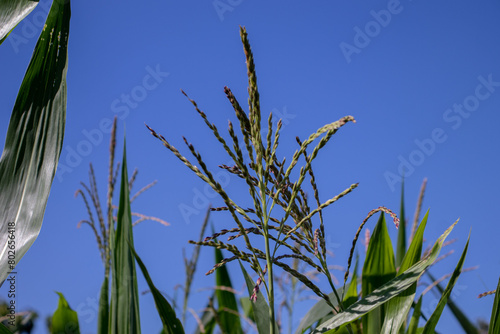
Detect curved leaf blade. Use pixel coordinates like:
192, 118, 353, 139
0, 0, 38, 45
0, 0, 70, 284
312, 220, 457, 333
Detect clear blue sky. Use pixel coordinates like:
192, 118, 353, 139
1, 1, 500, 333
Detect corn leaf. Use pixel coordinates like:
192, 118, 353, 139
395, 178, 406, 268
0, 0, 70, 284
97, 275, 109, 334
381, 210, 429, 333
425, 271, 478, 334
343, 256, 359, 309
421, 235, 470, 334
362, 213, 396, 334
295, 288, 346, 334
0, 323, 12, 334
109, 140, 141, 334
240, 261, 277, 334
407, 296, 422, 334
129, 245, 184, 334
311, 220, 457, 333
215, 247, 242, 334
51, 292, 80, 334
489, 276, 500, 334
0, 0, 38, 45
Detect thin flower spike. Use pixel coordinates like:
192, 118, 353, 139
344, 206, 399, 285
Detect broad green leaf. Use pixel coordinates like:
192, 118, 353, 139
0, 0, 38, 45
0, 0, 70, 284
109, 140, 141, 334
51, 292, 80, 334
362, 213, 396, 334
408, 296, 422, 334
240, 261, 277, 334
422, 234, 470, 334
295, 288, 346, 334
426, 271, 478, 334
129, 245, 184, 334
395, 178, 406, 268
97, 275, 109, 334
312, 220, 457, 333
489, 276, 500, 334
381, 210, 429, 334
215, 247, 242, 334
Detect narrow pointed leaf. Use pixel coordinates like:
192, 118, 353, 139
51, 292, 80, 334
129, 245, 184, 334
421, 234, 470, 334
0, 0, 38, 44
343, 256, 359, 309
109, 140, 141, 334
312, 220, 457, 333
193, 296, 216, 334
489, 276, 500, 334
215, 247, 242, 334
97, 275, 109, 334
408, 296, 422, 334
362, 213, 396, 334
0, 0, 70, 284
381, 210, 429, 334
426, 271, 478, 334
240, 261, 277, 334
295, 288, 346, 334
395, 178, 406, 268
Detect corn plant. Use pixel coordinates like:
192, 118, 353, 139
0, 0, 70, 285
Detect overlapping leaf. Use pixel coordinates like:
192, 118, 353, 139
0, 0, 70, 284
0, 0, 38, 44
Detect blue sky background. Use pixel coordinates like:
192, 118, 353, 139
1, 0, 500, 333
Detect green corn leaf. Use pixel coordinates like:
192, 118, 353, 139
239, 261, 277, 334
0, 0, 70, 284
51, 292, 80, 334
215, 247, 242, 334
295, 288, 346, 334
109, 139, 141, 334
489, 276, 500, 334
381, 210, 429, 334
311, 220, 457, 333
362, 213, 396, 334
97, 275, 109, 334
407, 296, 422, 334
0, 0, 38, 45
129, 245, 184, 334
425, 271, 478, 334
421, 234, 470, 334
343, 255, 359, 309
395, 178, 406, 268
0, 323, 12, 334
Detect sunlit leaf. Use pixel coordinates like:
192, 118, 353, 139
51, 292, 80, 334
215, 247, 242, 334
312, 220, 457, 333
422, 235, 470, 334
97, 275, 109, 334
489, 276, 500, 334
109, 139, 141, 334
0, 0, 70, 284
0, 0, 38, 45
362, 213, 396, 334
381, 210, 428, 333
407, 296, 422, 334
